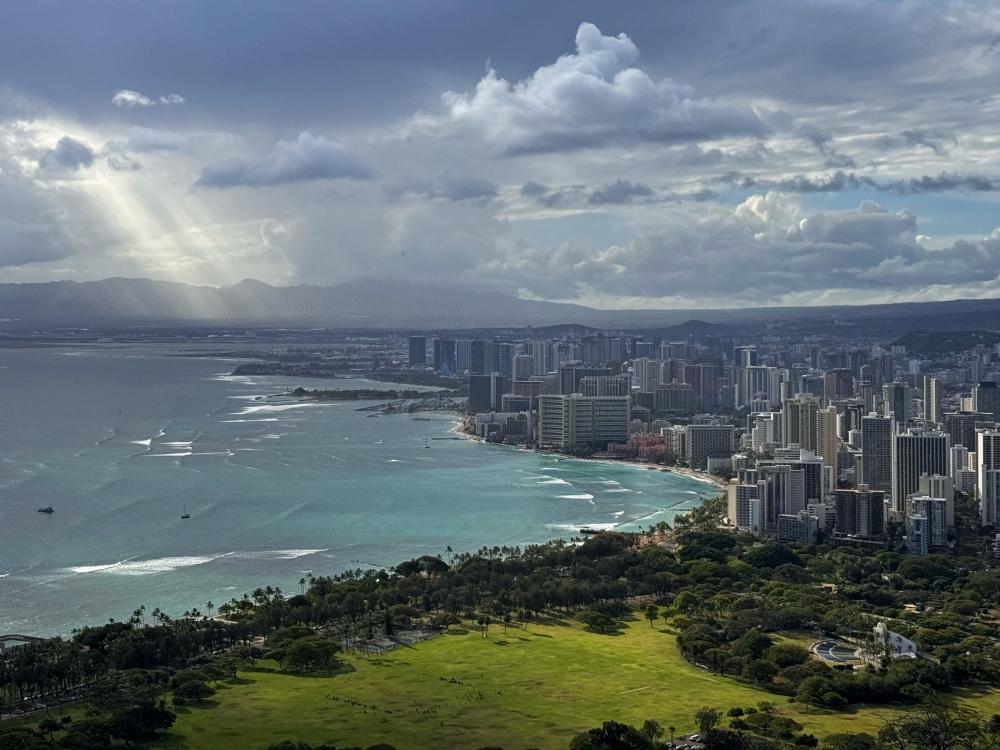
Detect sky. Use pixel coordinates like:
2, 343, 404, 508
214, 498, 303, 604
3, 0, 1000, 309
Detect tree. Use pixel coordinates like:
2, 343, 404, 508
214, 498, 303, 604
876, 701, 985, 750
284, 636, 339, 673
644, 604, 659, 629
820, 735, 877, 750
695, 706, 723, 736
37, 718, 60, 738
108, 701, 175, 743
58, 719, 112, 750
569, 720, 653, 750
640, 719, 663, 742
172, 679, 216, 705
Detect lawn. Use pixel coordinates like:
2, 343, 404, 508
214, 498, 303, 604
147, 617, 1000, 750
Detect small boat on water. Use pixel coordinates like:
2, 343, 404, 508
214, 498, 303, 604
37, 506, 54, 514
422, 437, 431, 449
181, 504, 191, 520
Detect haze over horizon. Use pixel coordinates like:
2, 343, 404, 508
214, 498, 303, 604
4, 1, 1000, 309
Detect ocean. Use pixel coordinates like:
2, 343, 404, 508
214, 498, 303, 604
0, 345, 715, 635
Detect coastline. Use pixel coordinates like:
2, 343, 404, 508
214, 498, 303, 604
451, 416, 726, 492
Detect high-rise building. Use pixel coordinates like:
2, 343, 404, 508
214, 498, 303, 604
945, 411, 993, 451
537, 394, 630, 451
973, 382, 1000, 420
432, 338, 456, 374
860, 414, 893, 493
834, 488, 886, 539
918, 473, 955, 529
781, 392, 821, 451
727, 482, 763, 534
467, 373, 507, 413
891, 429, 950, 513
978, 430, 1000, 526
456, 339, 473, 372
525, 340, 547, 376
739, 366, 782, 410
882, 382, 913, 425
817, 406, 839, 492
512, 354, 534, 381
408, 336, 426, 367
469, 340, 485, 375
685, 423, 736, 469
580, 374, 631, 397
558, 364, 610, 395
905, 495, 947, 554
923, 377, 942, 425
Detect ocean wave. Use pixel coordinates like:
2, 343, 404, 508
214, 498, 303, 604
236, 403, 335, 415
231, 549, 328, 561
558, 493, 595, 500
145, 451, 193, 457
220, 418, 281, 423
64, 553, 233, 576
537, 478, 570, 485
604, 488, 637, 494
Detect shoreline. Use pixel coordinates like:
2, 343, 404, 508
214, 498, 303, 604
451, 417, 725, 492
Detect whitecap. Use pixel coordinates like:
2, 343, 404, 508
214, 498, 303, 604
236, 403, 335, 415
537, 478, 570, 485
220, 418, 281, 423
231, 549, 328, 560
558, 493, 595, 500
64, 553, 231, 576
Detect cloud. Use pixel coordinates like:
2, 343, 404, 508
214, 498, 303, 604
476, 194, 1000, 304
718, 170, 1000, 194
873, 129, 953, 155
195, 132, 371, 188
419, 22, 765, 155
111, 89, 184, 107
519, 180, 709, 208
588, 179, 654, 205
799, 125, 855, 168
120, 127, 189, 152
0, 219, 68, 266
37, 136, 95, 173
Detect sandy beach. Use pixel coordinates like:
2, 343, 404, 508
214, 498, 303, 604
452, 417, 726, 492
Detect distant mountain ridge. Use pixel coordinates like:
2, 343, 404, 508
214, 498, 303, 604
2, 277, 1000, 334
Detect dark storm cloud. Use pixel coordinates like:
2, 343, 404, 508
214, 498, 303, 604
195, 132, 371, 188
0, 219, 69, 266
37, 136, 95, 172
588, 180, 654, 205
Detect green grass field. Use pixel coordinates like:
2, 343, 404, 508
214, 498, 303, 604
147, 618, 1000, 750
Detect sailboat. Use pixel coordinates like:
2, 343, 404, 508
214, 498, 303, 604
37, 506, 55, 514
422, 437, 431, 449
181, 505, 191, 520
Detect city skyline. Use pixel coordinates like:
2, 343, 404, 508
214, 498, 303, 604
2, 2, 1000, 309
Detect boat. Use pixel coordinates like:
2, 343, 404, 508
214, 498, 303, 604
37, 506, 54, 514
181, 504, 191, 520
422, 438, 430, 449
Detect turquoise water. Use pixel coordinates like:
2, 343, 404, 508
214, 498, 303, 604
0, 345, 715, 635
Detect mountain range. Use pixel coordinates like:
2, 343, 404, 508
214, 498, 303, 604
2, 277, 1000, 336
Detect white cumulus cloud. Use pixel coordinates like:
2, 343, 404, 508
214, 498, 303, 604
418, 22, 764, 155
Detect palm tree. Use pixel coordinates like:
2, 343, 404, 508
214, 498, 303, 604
206, 601, 215, 619
299, 577, 306, 595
